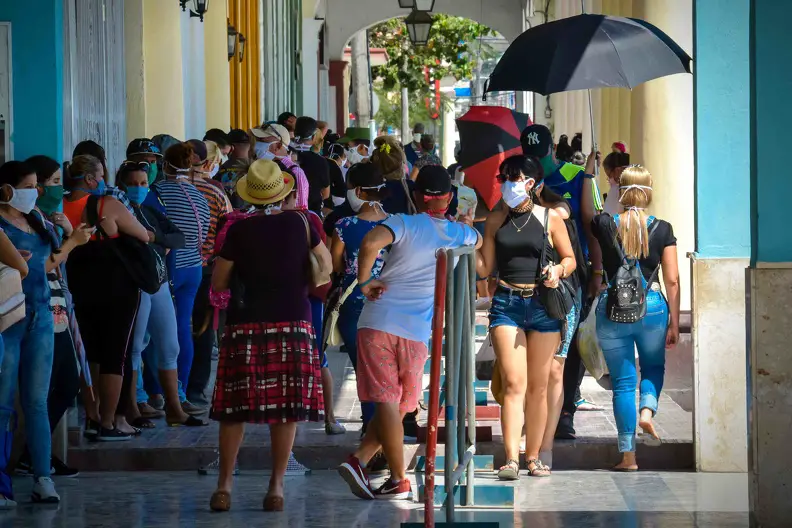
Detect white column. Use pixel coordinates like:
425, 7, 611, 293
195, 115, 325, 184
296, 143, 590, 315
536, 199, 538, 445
441, 91, 456, 167
302, 18, 323, 119
181, 8, 206, 139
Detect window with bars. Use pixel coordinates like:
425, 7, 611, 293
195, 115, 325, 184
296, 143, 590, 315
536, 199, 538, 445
62, 0, 126, 180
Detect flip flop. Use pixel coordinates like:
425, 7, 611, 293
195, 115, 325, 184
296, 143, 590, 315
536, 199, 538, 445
610, 465, 638, 472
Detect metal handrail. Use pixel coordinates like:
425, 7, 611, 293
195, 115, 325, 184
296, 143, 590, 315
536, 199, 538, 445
424, 247, 478, 527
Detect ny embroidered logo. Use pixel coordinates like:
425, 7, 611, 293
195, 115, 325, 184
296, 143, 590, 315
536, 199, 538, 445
524, 132, 540, 145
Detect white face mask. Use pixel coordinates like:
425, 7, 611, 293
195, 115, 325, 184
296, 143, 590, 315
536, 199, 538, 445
347, 188, 366, 212
255, 141, 285, 161
413, 133, 422, 144
501, 180, 530, 209
209, 164, 220, 178
346, 148, 364, 165
1, 187, 38, 214
220, 153, 229, 165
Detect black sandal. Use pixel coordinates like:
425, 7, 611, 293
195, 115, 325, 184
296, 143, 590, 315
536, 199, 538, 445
131, 417, 156, 429
497, 459, 520, 480
168, 415, 209, 427
526, 458, 551, 477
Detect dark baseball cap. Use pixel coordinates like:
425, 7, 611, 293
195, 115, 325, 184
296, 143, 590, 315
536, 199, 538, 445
187, 139, 208, 163
126, 138, 162, 158
228, 129, 250, 145
416, 165, 452, 196
520, 124, 554, 158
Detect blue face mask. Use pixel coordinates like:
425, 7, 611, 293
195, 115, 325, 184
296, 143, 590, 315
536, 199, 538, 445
125, 186, 149, 205
83, 179, 106, 196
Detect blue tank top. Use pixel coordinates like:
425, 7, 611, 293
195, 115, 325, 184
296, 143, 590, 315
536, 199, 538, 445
0, 214, 51, 307
544, 162, 603, 259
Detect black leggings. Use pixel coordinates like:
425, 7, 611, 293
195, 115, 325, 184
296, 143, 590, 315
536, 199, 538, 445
48, 330, 80, 431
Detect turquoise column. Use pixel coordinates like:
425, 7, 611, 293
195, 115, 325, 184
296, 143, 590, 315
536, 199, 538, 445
0, 0, 63, 161
750, 0, 792, 264
694, 0, 750, 258
747, 2, 792, 527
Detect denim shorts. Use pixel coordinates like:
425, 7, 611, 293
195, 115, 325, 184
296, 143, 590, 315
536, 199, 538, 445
488, 289, 563, 334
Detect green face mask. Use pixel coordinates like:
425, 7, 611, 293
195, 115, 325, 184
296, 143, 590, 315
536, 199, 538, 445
37, 185, 64, 216
539, 155, 558, 179
147, 163, 159, 185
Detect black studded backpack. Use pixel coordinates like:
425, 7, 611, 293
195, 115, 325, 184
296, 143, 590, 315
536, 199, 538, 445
605, 216, 659, 324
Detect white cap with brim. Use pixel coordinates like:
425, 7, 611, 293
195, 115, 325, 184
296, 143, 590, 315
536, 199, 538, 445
251, 123, 290, 146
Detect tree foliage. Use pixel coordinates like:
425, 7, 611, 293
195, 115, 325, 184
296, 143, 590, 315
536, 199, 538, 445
369, 14, 495, 108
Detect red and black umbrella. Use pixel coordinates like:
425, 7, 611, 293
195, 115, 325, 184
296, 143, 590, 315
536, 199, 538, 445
457, 106, 532, 210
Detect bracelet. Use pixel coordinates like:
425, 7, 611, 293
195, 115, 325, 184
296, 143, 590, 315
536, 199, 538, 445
559, 262, 568, 278
359, 277, 375, 288
592, 269, 605, 276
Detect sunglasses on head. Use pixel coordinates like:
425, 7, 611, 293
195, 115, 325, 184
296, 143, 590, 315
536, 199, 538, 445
121, 160, 151, 171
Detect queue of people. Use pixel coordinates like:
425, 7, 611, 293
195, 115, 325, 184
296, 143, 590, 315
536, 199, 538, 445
0, 112, 679, 513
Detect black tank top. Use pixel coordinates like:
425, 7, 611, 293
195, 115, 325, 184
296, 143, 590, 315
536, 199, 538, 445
495, 209, 551, 284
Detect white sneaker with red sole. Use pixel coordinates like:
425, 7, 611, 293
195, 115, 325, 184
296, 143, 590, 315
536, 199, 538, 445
374, 478, 413, 500
338, 455, 375, 500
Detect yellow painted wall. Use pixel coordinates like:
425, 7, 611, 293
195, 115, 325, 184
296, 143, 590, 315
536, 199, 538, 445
204, 2, 231, 131
629, 0, 694, 310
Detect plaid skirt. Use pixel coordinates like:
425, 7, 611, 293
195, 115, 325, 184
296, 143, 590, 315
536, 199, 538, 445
210, 320, 325, 424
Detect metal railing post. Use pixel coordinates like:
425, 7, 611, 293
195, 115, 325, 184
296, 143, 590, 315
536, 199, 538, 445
443, 249, 457, 523
465, 253, 477, 506
424, 251, 448, 528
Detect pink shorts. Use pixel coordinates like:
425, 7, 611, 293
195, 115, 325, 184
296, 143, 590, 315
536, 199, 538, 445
356, 328, 428, 413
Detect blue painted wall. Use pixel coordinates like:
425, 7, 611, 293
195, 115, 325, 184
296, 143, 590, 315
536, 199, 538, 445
0, 0, 63, 162
751, 0, 792, 263
694, 0, 751, 258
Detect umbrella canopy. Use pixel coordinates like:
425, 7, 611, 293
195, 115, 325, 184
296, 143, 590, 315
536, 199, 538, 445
486, 14, 692, 95
457, 106, 532, 210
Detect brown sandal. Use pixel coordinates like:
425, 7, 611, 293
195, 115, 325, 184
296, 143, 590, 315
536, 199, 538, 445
210, 490, 231, 512
263, 495, 284, 512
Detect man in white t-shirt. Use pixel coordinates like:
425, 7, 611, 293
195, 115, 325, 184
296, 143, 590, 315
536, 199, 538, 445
337, 166, 482, 501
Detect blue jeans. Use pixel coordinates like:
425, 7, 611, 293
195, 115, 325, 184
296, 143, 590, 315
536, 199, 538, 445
132, 282, 180, 372
172, 266, 202, 402
338, 299, 375, 425
0, 304, 54, 478
310, 297, 329, 368
596, 290, 669, 452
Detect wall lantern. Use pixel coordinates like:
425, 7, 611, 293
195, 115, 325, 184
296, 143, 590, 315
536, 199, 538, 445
405, 10, 433, 46
181, 0, 209, 22
398, 0, 436, 10
238, 33, 247, 63
228, 22, 238, 61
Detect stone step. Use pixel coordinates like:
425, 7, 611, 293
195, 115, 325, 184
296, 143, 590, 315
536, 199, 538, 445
413, 454, 495, 473
417, 482, 516, 508
417, 425, 494, 443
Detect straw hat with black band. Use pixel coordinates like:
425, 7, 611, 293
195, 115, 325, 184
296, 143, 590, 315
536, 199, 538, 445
235, 159, 294, 205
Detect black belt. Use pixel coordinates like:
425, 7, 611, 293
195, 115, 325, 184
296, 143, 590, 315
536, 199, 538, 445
496, 283, 536, 298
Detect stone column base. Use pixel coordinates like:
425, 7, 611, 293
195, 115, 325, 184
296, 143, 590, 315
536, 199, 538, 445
748, 265, 792, 527
691, 255, 749, 472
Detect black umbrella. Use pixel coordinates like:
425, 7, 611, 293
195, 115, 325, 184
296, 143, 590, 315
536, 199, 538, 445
486, 14, 692, 95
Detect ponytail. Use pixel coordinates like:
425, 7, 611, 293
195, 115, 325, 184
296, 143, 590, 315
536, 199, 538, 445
616, 165, 653, 259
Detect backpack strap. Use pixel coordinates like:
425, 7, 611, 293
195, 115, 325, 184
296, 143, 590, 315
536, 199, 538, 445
537, 207, 550, 282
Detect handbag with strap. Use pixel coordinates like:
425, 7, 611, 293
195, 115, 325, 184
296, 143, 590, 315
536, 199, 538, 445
323, 279, 358, 348
298, 212, 331, 288
536, 207, 575, 320
0, 263, 24, 333
87, 195, 165, 295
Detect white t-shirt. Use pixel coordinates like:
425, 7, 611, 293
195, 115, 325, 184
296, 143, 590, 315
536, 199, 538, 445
357, 213, 479, 343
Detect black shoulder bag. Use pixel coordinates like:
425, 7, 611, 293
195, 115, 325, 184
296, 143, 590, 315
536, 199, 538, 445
87, 195, 165, 295
536, 207, 575, 320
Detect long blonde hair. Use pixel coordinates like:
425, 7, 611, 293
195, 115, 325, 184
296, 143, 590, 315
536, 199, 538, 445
617, 165, 653, 259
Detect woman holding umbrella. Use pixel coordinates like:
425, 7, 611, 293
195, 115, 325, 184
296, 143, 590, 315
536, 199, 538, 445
476, 155, 576, 479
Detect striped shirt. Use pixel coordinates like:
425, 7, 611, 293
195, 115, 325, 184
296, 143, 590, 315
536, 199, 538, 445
152, 179, 210, 269
192, 178, 232, 265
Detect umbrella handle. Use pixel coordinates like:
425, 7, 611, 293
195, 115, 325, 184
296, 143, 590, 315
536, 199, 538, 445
482, 78, 489, 102
587, 88, 599, 176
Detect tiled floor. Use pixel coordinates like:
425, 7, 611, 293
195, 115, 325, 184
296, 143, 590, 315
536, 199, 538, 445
68, 337, 693, 470
1, 470, 749, 527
